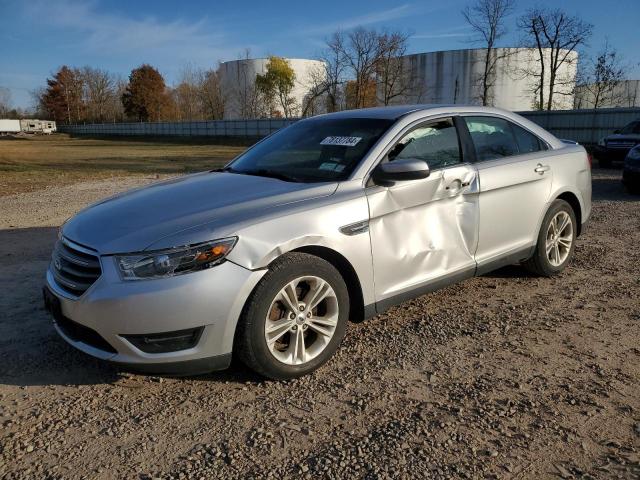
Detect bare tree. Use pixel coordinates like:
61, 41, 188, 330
232, 49, 266, 119
336, 27, 383, 109
462, 0, 515, 106
198, 68, 225, 119
300, 63, 329, 117
322, 32, 348, 112
0, 87, 11, 117
576, 41, 626, 108
518, 7, 592, 110
172, 64, 203, 120
81, 67, 119, 122
376, 30, 412, 106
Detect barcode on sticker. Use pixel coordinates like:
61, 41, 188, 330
320, 136, 362, 147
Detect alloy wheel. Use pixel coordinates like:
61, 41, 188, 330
264, 276, 339, 365
545, 211, 573, 267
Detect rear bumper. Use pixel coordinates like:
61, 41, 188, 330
45, 258, 265, 373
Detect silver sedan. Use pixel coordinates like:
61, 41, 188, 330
44, 105, 592, 379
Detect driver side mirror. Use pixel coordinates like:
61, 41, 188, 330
371, 158, 430, 185
613, 129, 621, 134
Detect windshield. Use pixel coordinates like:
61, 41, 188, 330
227, 117, 394, 182
620, 121, 640, 134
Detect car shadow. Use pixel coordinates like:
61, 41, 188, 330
591, 170, 639, 202
480, 264, 538, 279
0, 226, 259, 387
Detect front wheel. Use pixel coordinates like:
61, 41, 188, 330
523, 199, 577, 277
235, 253, 349, 380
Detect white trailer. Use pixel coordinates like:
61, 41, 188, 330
20, 119, 57, 134
0, 119, 21, 134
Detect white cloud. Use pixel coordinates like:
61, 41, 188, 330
412, 25, 473, 40
299, 4, 418, 35
23, 0, 233, 65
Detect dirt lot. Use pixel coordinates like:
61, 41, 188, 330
0, 135, 244, 197
0, 137, 639, 479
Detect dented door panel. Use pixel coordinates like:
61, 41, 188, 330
366, 164, 479, 301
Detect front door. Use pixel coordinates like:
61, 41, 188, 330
366, 117, 479, 308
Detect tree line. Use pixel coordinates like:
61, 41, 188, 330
17, 1, 634, 124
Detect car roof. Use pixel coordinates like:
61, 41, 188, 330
307, 104, 539, 121
303, 104, 566, 150
309, 104, 455, 120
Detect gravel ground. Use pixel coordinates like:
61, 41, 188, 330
0, 169, 638, 479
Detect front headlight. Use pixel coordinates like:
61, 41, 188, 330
116, 237, 237, 280
627, 147, 640, 160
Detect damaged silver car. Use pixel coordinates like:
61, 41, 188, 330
44, 105, 592, 379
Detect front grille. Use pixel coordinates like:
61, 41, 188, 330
51, 238, 102, 297
55, 315, 117, 353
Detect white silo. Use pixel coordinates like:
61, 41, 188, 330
394, 48, 578, 111
218, 58, 326, 119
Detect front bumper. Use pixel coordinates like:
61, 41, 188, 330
595, 145, 635, 161
45, 256, 265, 374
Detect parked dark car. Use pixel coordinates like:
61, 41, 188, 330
594, 120, 640, 167
623, 144, 640, 194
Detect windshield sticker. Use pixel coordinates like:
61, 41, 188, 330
320, 136, 362, 147
319, 162, 346, 172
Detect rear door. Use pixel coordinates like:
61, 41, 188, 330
462, 115, 553, 270
366, 117, 479, 307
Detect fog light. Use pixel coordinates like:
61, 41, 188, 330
122, 327, 204, 353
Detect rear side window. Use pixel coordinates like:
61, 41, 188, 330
464, 116, 547, 161
464, 116, 518, 161
387, 117, 461, 170
512, 123, 546, 154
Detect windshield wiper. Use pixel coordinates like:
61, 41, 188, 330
212, 166, 300, 182
211, 166, 236, 173
236, 168, 300, 183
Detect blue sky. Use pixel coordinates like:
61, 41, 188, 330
1, 0, 639, 109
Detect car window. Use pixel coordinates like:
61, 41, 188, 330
620, 122, 640, 134
464, 116, 519, 161
229, 118, 394, 183
387, 118, 461, 170
512, 123, 546, 154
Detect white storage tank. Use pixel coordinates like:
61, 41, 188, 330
394, 48, 578, 111
218, 58, 326, 119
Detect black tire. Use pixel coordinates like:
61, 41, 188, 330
625, 183, 640, 195
235, 252, 349, 380
523, 199, 577, 277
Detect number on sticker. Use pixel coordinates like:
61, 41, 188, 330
320, 136, 362, 147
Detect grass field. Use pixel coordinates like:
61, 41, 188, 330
0, 134, 247, 196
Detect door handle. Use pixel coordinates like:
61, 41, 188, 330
534, 164, 550, 174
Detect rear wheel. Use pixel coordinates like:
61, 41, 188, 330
523, 199, 577, 277
235, 253, 349, 380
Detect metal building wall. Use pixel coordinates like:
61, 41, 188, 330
519, 108, 640, 144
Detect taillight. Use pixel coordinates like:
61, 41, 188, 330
587, 153, 592, 168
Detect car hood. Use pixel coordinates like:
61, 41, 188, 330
62, 172, 338, 254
